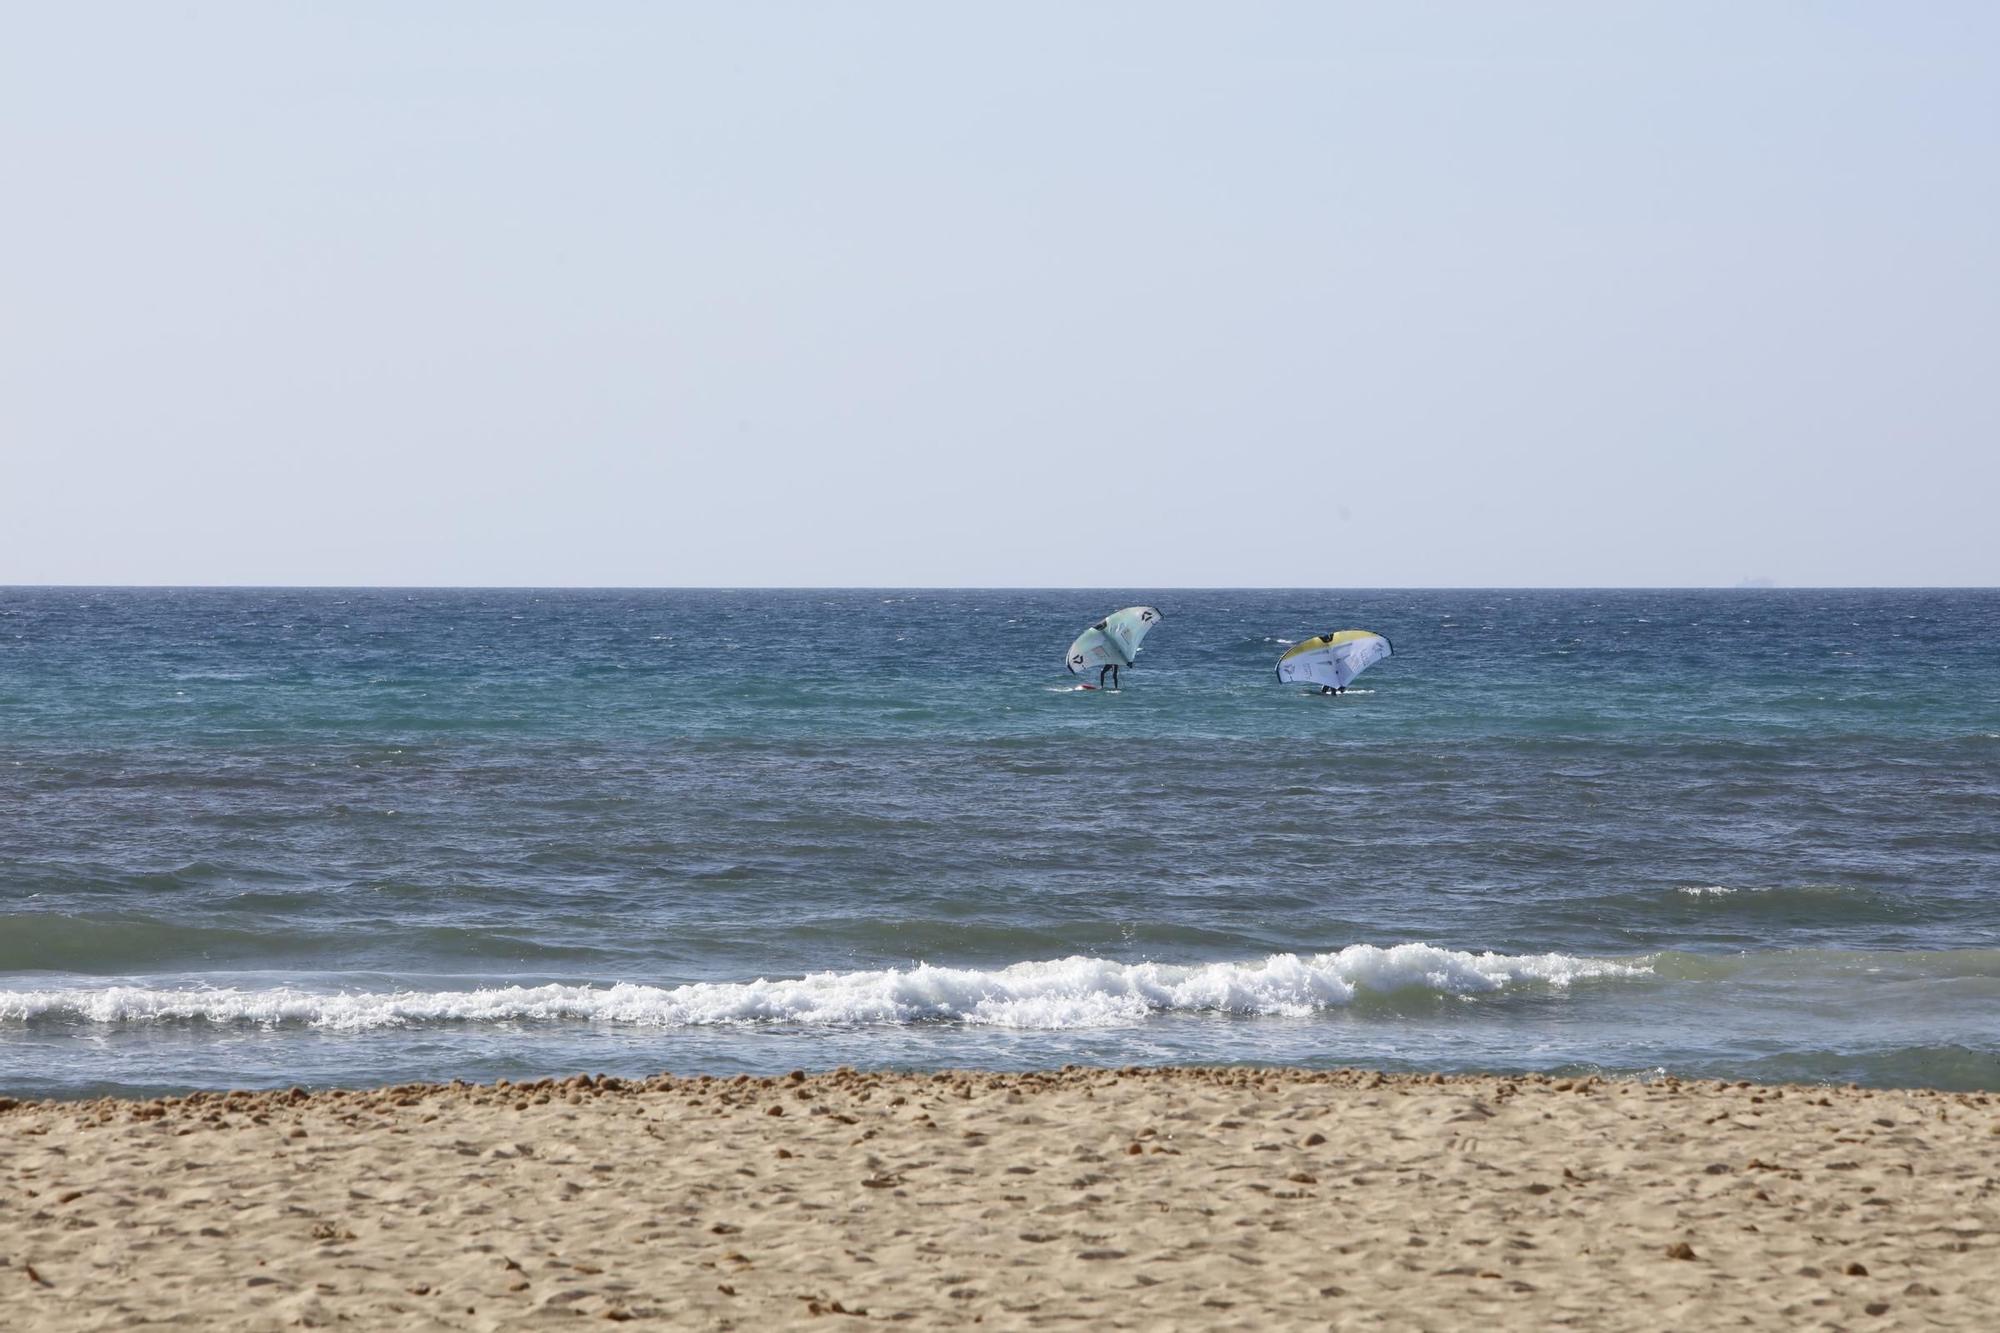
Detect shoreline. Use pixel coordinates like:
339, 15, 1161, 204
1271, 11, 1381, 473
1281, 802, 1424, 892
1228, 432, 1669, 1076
5, 1066, 1996, 1328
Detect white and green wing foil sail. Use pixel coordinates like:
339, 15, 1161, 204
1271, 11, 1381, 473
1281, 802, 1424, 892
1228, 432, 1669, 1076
1066, 606, 1163, 675
1275, 629, 1392, 688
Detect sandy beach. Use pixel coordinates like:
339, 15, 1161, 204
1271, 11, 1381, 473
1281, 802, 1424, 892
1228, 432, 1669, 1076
3, 1067, 1995, 1329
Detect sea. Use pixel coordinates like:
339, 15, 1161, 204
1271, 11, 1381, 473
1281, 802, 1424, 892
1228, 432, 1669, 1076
2, 588, 1996, 1100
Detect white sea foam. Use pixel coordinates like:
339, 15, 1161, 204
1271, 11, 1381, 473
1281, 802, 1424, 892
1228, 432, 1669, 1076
1674, 883, 1859, 900
0, 946, 1649, 1032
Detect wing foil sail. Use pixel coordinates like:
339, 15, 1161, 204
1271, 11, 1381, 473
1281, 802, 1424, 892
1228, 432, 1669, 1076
1275, 629, 1392, 688
1066, 606, 1163, 675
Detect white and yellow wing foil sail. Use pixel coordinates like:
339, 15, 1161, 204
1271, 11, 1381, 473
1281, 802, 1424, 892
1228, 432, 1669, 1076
1275, 629, 1392, 688
1065, 606, 1163, 675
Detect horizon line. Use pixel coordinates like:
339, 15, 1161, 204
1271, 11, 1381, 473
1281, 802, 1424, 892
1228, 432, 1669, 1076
5, 583, 1996, 594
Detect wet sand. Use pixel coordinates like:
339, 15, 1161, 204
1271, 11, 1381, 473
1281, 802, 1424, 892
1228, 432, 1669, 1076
3, 1067, 1996, 1329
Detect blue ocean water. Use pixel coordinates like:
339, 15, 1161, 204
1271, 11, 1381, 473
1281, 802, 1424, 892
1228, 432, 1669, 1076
2, 588, 1996, 1098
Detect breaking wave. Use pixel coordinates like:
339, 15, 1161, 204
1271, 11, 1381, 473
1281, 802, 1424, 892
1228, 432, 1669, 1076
0, 944, 1647, 1032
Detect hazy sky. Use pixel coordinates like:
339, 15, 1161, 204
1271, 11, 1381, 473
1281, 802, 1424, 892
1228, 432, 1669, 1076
3, 3, 1995, 586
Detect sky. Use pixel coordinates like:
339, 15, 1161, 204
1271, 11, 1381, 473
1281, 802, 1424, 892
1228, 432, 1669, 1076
2, 3, 1996, 587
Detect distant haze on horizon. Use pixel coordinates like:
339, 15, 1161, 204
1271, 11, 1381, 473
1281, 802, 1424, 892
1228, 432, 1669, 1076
3, 4, 1996, 588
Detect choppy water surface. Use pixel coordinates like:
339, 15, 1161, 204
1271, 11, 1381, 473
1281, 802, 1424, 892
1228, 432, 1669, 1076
2, 588, 1996, 1097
